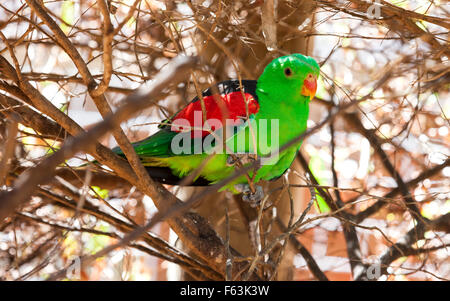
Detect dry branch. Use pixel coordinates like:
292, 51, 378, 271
0, 55, 197, 222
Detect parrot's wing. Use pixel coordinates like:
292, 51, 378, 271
112, 129, 178, 157
110, 80, 261, 186
114, 80, 260, 158
201, 114, 258, 155
158, 79, 259, 132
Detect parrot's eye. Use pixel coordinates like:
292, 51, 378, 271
284, 67, 292, 77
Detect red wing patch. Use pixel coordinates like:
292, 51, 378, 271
171, 92, 259, 138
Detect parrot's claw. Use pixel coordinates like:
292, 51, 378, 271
226, 154, 258, 167
234, 184, 264, 207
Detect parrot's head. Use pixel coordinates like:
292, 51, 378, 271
257, 53, 320, 102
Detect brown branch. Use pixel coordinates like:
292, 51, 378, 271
344, 112, 423, 223
0, 54, 19, 83
318, 0, 450, 57
0, 115, 18, 186
90, 0, 114, 97
23, 0, 98, 91
3, 17, 229, 275
0, 72, 135, 94
16, 212, 211, 280
276, 217, 329, 281
359, 0, 450, 30
22, 1, 231, 275
0, 56, 231, 278
297, 152, 368, 279
0, 55, 197, 221
35, 186, 222, 280
113, 0, 142, 35
354, 158, 450, 223
313, 97, 450, 223
0, 94, 67, 141
52, 168, 132, 191
355, 213, 450, 280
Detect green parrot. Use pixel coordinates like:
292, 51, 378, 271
113, 54, 320, 203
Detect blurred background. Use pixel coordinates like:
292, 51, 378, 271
0, 0, 449, 280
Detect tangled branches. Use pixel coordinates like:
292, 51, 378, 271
0, 0, 448, 281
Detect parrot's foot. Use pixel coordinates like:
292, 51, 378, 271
234, 184, 264, 207
226, 154, 258, 167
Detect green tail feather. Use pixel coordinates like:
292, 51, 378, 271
112, 129, 178, 158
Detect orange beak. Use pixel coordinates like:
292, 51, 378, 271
301, 74, 317, 100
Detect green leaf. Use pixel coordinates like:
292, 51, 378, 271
60, 1, 75, 34
92, 186, 109, 199
308, 153, 331, 212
